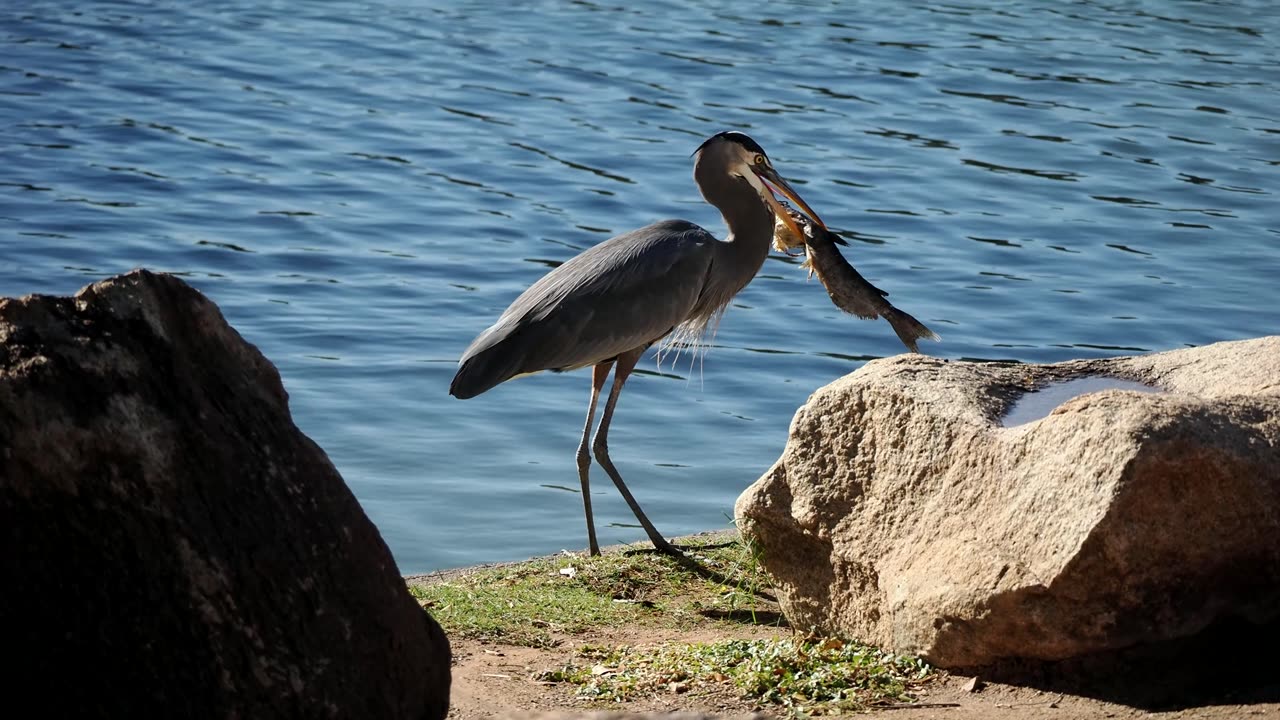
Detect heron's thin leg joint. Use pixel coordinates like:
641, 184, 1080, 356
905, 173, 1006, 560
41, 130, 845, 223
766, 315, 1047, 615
592, 349, 681, 557
577, 362, 613, 557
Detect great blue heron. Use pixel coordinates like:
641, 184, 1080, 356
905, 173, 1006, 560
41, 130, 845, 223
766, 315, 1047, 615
450, 131, 826, 556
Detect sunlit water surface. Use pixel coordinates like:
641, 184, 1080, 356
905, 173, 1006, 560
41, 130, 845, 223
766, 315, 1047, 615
3, 1, 1277, 572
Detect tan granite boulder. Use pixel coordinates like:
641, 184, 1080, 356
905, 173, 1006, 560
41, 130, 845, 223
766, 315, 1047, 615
735, 337, 1280, 669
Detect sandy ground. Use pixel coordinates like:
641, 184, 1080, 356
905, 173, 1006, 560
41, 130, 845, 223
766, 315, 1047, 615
413, 539, 1277, 720
444, 620, 1278, 719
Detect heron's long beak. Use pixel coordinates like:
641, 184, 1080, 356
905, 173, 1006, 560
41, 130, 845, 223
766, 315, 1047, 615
754, 166, 827, 240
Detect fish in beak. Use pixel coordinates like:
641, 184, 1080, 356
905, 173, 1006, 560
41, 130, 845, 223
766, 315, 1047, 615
753, 164, 827, 241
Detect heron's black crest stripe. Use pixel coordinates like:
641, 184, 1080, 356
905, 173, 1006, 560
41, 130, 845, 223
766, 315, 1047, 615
693, 131, 768, 158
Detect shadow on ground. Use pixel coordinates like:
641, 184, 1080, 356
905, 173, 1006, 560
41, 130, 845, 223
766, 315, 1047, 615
697, 608, 788, 625
964, 615, 1280, 710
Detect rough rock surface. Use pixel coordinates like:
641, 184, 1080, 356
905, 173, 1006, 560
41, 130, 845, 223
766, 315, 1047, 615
735, 336, 1280, 670
0, 270, 450, 719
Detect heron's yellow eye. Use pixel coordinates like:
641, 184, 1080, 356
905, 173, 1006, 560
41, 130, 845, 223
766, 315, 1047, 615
754, 154, 766, 166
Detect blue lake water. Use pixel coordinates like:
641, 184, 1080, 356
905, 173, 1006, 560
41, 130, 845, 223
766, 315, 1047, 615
3, 1, 1277, 573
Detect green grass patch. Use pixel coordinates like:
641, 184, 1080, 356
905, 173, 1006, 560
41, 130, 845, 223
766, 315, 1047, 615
411, 569, 632, 647
542, 637, 933, 714
411, 536, 936, 713
408, 537, 778, 647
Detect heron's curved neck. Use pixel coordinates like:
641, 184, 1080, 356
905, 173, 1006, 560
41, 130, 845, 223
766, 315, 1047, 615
693, 169, 775, 317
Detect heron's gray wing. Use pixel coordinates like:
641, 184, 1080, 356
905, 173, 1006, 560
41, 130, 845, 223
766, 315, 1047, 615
452, 220, 716, 397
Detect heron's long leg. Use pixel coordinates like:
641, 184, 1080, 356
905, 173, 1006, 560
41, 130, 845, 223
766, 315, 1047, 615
576, 361, 613, 556
592, 347, 681, 556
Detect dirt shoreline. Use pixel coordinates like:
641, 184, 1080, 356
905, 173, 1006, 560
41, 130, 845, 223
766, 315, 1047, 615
410, 533, 1279, 719
404, 530, 742, 585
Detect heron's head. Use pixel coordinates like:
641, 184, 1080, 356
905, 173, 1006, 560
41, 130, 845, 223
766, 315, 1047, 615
693, 131, 826, 239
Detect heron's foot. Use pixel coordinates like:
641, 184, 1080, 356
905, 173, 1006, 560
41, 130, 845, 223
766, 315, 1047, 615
655, 538, 683, 557
620, 537, 683, 557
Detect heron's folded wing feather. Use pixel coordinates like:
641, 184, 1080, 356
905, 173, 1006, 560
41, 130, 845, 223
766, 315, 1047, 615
460, 220, 718, 383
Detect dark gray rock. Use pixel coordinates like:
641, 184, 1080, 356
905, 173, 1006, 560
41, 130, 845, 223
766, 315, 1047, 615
0, 270, 449, 719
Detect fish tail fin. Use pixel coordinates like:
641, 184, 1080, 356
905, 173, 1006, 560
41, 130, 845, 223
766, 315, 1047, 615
883, 307, 940, 354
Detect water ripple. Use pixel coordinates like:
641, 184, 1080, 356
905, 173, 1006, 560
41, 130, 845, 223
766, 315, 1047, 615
2, 0, 1278, 572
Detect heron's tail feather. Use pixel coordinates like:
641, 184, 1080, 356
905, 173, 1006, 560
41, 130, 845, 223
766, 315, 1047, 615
450, 335, 525, 399
450, 357, 494, 399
